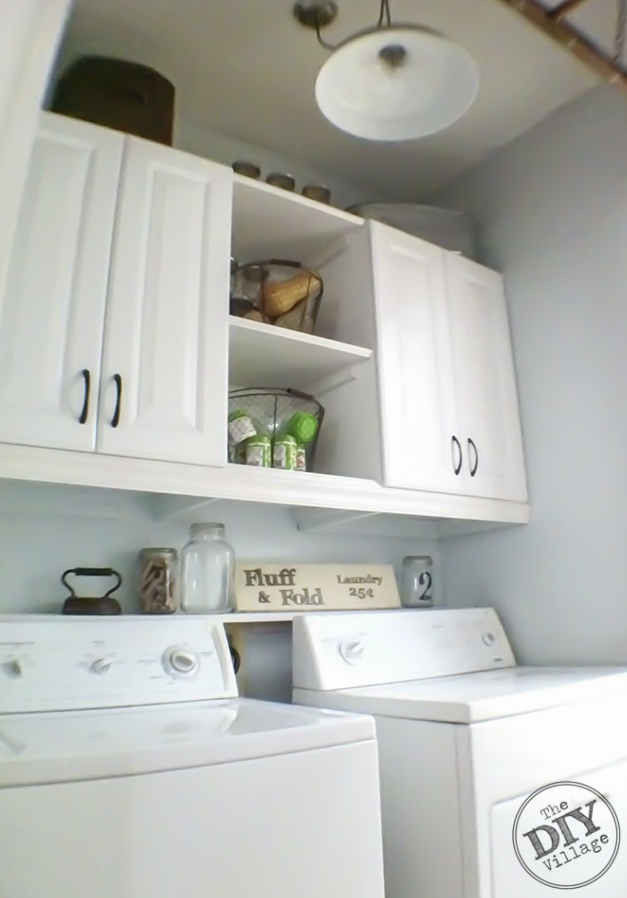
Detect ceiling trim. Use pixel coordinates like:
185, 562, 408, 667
494, 0, 627, 97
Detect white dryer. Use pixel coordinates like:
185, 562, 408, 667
0, 615, 384, 898
293, 608, 627, 897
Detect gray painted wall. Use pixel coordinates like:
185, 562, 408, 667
434, 87, 627, 664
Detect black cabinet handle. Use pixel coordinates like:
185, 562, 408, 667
451, 436, 462, 475
78, 369, 90, 425
111, 374, 122, 428
468, 438, 479, 477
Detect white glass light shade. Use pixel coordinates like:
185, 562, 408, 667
315, 26, 479, 141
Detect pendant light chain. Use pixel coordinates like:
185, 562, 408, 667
313, 0, 394, 49
377, 0, 393, 28
615, 0, 627, 64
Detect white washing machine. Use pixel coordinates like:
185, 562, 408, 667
0, 615, 385, 898
293, 608, 627, 897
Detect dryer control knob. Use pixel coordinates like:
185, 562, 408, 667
482, 632, 496, 646
339, 640, 365, 665
163, 647, 200, 677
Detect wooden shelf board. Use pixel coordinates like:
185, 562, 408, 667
232, 174, 363, 260
229, 316, 372, 388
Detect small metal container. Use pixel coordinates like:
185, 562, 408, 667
302, 184, 331, 204
138, 548, 179, 614
266, 172, 296, 191
232, 160, 261, 179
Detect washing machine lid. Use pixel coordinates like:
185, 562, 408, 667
313, 666, 627, 724
0, 698, 374, 787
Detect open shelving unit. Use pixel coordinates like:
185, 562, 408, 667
231, 173, 363, 259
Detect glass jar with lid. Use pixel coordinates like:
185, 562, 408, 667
401, 555, 434, 608
138, 548, 179, 614
181, 523, 235, 613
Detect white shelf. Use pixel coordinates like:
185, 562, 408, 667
229, 316, 372, 389
221, 611, 301, 624
232, 174, 363, 260
0, 444, 530, 537
219, 608, 410, 624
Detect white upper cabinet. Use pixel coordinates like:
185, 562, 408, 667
97, 138, 232, 465
0, 1, 71, 302
445, 255, 528, 502
370, 222, 527, 502
370, 223, 461, 493
0, 113, 123, 451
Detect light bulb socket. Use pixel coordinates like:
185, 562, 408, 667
379, 43, 407, 69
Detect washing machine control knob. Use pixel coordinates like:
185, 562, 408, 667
2, 659, 23, 678
163, 647, 200, 676
482, 632, 496, 646
339, 640, 365, 665
90, 657, 113, 675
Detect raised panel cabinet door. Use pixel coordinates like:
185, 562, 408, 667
0, 1, 71, 301
370, 222, 461, 493
97, 139, 232, 465
445, 255, 528, 502
0, 112, 123, 450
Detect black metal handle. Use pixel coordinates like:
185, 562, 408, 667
451, 436, 462, 475
61, 567, 123, 599
78, 369, 90, 425
468, 438, 479, 477
111, 374, 122, 428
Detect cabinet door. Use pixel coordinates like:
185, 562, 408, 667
445, 255, 528, 502
370, 222, 461, 493
0, 1, 70, 299
97, 139, 232, 465
0, 113, 123, 451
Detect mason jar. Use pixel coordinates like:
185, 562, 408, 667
181, 523, 235, 613
138, 548, 179, 614
401, 555, 434, 608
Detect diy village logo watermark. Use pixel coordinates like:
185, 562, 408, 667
512, 782, 620, 889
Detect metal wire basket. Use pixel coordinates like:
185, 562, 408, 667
228, 388, 324, 472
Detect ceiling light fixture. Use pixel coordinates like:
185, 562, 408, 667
293, 0, 479, 142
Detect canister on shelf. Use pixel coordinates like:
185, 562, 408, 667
266, 172, 295, 191
302, 184, 331, 204
295, 444, 307, 472
232, 160, 260, 179
245, 434, 271, 467
138, 548, 179, 614
401, 555, 434, 608
273, 433, 297, 470
228, 409, 257, 445
286, 411, 319, 444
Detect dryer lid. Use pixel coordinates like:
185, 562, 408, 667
298, 666, 627, 724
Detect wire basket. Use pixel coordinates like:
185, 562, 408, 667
228, 388, 324, 472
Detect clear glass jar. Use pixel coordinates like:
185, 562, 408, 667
401, 555, 434, 608
181, 523, 234, 613
138, 548, 179, 614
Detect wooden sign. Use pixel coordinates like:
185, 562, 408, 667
234, 562, 401, 612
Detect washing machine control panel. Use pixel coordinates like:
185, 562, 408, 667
293, 608, 516, 691
0, 616, 237, 713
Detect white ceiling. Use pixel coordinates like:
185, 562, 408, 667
58, 0, 607, 198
